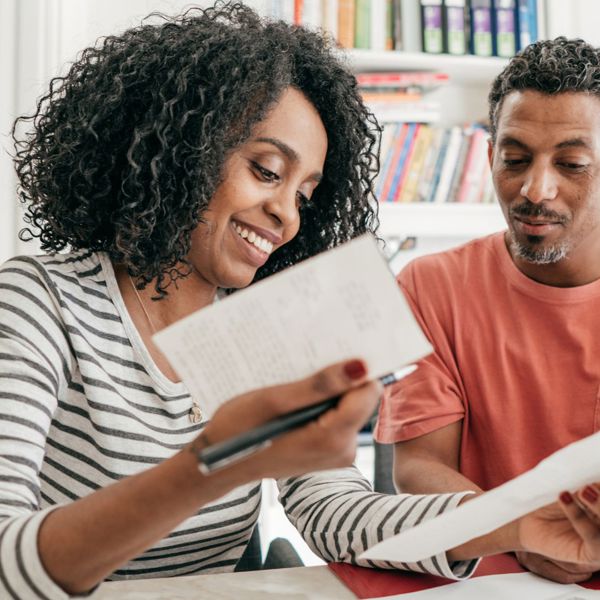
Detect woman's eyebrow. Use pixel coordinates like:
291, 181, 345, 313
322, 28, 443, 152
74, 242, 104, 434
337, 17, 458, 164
253, 136, 323, 183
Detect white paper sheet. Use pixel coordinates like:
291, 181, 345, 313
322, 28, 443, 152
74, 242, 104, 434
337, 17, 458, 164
360, 429, 600, 562
153, 234, 432, 418
370, 573, 598, 600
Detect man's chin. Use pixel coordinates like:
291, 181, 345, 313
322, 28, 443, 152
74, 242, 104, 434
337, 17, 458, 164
510, 238, 569, 265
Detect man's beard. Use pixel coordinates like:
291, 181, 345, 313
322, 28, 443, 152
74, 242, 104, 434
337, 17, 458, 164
508, 233, 570, 264
508, 200, 570, 264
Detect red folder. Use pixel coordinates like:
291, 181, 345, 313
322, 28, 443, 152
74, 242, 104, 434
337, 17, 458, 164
329, 554, 600, 598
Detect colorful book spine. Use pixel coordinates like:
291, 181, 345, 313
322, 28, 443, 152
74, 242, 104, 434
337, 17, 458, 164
338, 0, 356, 48
375, 124, 400, 199
456, 127, 488, 202
322, 0, 339, 39
444, 0, 469, 55
369, 0, 388, 51
354, 0, 371, 48
426, 128, 451, 202
420, 0, 444, 54
433, 126, 463, 203
495, 0, 517, 57
356, 71, 449, 87
380, 124, 409, 202
391, 123, 419, 202
399, 125, 433, 203
470, 0, 494, 57
416, 127, 443, 202
517, 0, 538, 50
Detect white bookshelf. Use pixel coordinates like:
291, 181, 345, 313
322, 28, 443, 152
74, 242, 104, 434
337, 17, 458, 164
347, 49, 507, 240
346, 49, 509, 84
378, 202, 505, 238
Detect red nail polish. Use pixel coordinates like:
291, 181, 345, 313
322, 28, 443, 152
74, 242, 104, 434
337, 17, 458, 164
583, 486, 599, 504
344, 360, 367, 380
560, 491, 574, 505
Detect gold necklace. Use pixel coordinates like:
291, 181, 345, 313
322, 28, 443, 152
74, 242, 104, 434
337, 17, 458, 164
127, 273, 203, 425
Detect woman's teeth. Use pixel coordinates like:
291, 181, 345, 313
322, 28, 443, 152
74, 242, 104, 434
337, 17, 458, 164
234, 223, 274, 255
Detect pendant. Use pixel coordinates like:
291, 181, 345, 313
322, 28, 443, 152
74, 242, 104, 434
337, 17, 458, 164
189, 403, 203, 424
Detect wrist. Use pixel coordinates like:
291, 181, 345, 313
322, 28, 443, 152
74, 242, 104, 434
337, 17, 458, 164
183, 430, 265, 491
446, 519, 522, 562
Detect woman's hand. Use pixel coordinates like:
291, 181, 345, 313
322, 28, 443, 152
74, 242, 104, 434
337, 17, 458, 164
517, 484, 600, 582
196, 359, 382, 481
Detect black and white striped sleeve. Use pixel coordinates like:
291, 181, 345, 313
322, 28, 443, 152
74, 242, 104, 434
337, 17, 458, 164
0, 257, 74, 599
278, 466, 478, 580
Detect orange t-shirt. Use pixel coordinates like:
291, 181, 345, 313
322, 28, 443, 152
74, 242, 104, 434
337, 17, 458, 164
375, 232, 600, 491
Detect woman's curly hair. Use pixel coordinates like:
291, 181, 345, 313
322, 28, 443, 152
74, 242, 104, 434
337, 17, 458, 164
489, 37, 600, 142
12, 1, 380, 295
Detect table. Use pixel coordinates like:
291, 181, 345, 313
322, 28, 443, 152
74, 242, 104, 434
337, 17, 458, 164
91, 565, 355, 600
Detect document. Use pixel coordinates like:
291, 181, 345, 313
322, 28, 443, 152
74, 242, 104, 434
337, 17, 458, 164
360, 429, 600, 562
154, 234, 432, 418
370, 573, 598, 600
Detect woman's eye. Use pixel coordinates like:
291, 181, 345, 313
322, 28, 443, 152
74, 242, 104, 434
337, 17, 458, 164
296, 191, 310, 206
252, 162, 279, 182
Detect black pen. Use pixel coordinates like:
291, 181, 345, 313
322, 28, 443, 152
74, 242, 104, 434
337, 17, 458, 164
197, 365, 417, 473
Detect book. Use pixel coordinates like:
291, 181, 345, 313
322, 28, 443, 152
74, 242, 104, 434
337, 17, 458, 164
415, 126, 444, 203
495, 0, 517, 57
356, 71, 449, 89
389, 123, 419, 201
153, 234, 432, 419
456, 126, 489, 203
392, 0, 422, 52
300, 0, 322, 28
425, 127, 451, 202
369, 0, 390, 51
338, 0, 356, 48
420, 0, 444, 54
446, 126, 473, 202
374, 123, 399, 199
354, 0, 371, 48
398, 125, 433, 203
444, 0, 469, 55
516, 0, 538, 50
380, 123, 409, 202
321, 0, 339, 40
470, 0, 494, 57
432, 125, 463, 203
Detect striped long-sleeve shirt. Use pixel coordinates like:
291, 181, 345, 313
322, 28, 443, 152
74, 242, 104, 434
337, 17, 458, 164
0, 250, 476, 599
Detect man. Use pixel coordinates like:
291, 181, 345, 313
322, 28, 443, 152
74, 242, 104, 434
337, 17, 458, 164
375, 37, 600, 584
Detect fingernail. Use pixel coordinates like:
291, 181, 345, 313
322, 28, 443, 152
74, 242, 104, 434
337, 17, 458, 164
583, 486, 599, 504
560, 491, 574, 505
344, 360, 367, 380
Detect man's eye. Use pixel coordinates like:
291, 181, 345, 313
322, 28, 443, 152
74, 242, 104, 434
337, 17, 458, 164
503, 159, 527, 167
560, 162, 587, 171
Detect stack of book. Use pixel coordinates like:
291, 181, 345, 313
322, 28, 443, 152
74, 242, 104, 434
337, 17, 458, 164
375, 123, 494, 204
358, 71, 447, 124
260, 0, 542, 57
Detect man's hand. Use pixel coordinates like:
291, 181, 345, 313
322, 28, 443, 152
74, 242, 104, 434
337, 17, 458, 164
515, 551, 595, 584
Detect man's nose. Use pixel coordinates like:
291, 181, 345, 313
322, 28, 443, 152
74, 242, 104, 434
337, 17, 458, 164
520, 163, 558, 204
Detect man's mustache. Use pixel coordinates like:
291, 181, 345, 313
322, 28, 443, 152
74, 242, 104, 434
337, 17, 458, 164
509, 201, 568, 223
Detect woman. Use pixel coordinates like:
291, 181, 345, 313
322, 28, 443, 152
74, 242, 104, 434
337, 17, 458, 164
3, 2, 600, 598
